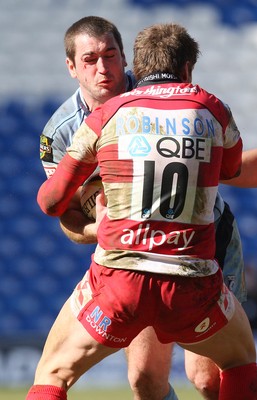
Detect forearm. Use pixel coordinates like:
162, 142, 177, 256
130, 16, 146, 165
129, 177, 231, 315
37, 154, 97, 216
221, 149, 257, 188
59, 210, 97, 244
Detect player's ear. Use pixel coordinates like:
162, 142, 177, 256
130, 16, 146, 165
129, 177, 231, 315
181, 61, 192, 83
66, 57, 77, 79
122, 52, 128, 68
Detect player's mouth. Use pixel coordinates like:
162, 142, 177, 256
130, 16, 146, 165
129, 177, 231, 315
98, 79, 113, 87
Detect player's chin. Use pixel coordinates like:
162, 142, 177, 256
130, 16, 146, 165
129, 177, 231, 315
98, 86, 118, 100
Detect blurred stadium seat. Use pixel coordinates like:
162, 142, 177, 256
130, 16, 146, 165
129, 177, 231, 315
0, 97, 96, 336
130, 0, 257, 27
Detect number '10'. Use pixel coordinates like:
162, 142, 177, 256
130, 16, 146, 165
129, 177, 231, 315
141, 160, 188, 220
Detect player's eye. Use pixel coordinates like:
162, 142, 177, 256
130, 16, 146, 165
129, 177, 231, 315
83, 57, 97, 64
105, 52, 115, 58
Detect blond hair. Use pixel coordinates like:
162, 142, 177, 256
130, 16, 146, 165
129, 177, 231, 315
133, 23, 200, 81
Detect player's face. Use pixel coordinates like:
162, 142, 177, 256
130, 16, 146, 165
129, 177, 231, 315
66, 33, 127, 111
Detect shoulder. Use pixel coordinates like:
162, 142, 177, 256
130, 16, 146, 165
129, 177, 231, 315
125, 70, 136, 91
193, 84, 231, 122
42, 88, 87, 139
40, 89, 90, 167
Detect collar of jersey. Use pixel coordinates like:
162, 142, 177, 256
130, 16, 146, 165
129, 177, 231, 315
135, 72, 181, 88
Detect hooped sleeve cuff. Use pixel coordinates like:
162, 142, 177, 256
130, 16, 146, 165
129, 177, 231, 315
37, 153, 98, 216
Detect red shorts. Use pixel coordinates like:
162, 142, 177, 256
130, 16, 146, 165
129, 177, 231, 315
70, 258, 235, 348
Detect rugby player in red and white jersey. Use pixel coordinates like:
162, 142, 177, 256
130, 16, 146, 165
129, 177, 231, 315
40, 16, 180, 400
27, 22, 257, 400
41, 17, 246, 400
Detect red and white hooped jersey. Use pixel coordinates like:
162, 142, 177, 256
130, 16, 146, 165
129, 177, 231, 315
68, 82, 242, 277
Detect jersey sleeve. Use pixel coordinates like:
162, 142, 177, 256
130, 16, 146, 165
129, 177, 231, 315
38, 119, 99, 216
40, 132, 66, 178
220, 106, 243, 180
40, 91, 85, 178
37, 154, 97, 216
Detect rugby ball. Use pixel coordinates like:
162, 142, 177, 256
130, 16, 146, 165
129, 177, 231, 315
80, 176, 103, 221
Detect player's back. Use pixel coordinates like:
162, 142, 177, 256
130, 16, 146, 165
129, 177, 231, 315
83, 82, 242, 276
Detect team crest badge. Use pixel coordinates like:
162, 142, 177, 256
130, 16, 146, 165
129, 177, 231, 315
40, 134, 53, 161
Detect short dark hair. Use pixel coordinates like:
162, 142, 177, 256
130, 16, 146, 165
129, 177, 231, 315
64, 16, 124, 64
133, 23, 200, 81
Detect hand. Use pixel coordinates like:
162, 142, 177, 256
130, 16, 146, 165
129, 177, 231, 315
59, 187, 98, 244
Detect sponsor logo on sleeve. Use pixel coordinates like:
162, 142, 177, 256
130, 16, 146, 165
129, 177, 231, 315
40, 134, 53, 162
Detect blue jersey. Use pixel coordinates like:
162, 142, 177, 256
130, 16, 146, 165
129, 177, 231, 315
40, 71, 135, 178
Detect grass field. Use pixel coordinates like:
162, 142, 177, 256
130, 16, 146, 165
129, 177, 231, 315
0, 386, 201, 399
